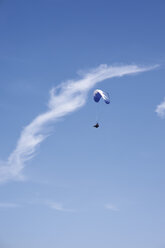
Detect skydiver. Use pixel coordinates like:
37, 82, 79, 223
93, 123, 99, 128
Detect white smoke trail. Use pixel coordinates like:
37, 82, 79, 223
0, 64, 158, 183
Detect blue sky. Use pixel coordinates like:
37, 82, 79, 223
0, 0, 165, 247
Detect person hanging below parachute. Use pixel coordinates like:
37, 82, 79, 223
93, 122, 99, 128
93, 89, 110, 128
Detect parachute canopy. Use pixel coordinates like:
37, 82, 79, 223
93, 89, 110, 104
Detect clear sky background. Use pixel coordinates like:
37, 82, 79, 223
0, 0, 165, 248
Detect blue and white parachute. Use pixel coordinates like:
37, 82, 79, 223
93, 89, 110, 104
